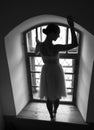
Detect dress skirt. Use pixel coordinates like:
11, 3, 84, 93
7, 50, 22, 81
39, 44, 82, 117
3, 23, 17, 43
39, 63, 66, 100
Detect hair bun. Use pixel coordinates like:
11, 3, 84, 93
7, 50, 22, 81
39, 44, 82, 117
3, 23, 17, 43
43, 23, 60, 35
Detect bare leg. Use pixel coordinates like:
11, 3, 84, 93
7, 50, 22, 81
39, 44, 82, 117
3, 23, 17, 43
53, 98, 59, 116
46, 99, 53, 119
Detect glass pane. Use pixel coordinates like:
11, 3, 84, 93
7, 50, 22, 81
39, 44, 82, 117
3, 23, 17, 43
26, 24, 80, 102
31, 73, 40, 86
26, 31, 32, 52
37, 27, 41, 41
30, 57, 74, 102
31, 73, 36, 86
68, 29, 78, 44
29, 57, 35, 71
53, 26, 66, 45
41, 26, 47, 42
67, 89, 73, 94
65, 74, 72, 80
35, 57, 44, 66
65, 81, 72, 88
31, 29, 37, 49
59, 59, 72, 66
30, 57, 43, 71
37, 26, 47, 42
68, 29, 79, 54
26, 29, 37, 52
26, 25, 79, 54
68, 28, 71, 44
35, 66, 42, 72
63, 67, 73, 73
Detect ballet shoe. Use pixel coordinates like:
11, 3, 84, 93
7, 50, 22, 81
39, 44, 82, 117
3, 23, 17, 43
50, 114, 55, 121
50, 113, 56, 121
53, 112, 56, 118
53, 110, 57, 117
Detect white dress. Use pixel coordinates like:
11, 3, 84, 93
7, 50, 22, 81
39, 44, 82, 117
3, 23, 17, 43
39, 54, 66, 100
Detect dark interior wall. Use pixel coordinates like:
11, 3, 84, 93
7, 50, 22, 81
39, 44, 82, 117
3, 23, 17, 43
0, 0, 94, 36
0, 36, 16, 115
0, 102, 4, 130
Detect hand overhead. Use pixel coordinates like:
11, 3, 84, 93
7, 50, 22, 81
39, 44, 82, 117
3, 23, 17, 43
67, 16, 74, 28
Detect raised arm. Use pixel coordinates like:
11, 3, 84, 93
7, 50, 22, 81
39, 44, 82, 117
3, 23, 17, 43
55, 16, 78, 52
67, 16, 78, 47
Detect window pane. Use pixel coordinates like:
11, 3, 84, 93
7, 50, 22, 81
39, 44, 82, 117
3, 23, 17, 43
67, 89, 73, 94
34, 57, 44, 65
26, 31, 32, 52
35, 66, 42, 72
66, 80, 72, 88
30, 57, 74, 102
25, 24, 80, 102
65, 74, 73, 80
37, 26, 47, 42
29, 57, 35, 71
37, 27, 42, 41
53, 26, 66, 45
31, 73, 36, 86
31, 73, 40, 86
63, 67, 73, 73
68, 29, 79, 54
31, 29, 37, 49
59, 59, 72, 66
30, 57, 43, 71
68, 28, 71, 44
26, 25, 79, 54
41, 26, 47, 42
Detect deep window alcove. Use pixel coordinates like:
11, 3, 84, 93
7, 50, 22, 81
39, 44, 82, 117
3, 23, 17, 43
23, 22, 81, 104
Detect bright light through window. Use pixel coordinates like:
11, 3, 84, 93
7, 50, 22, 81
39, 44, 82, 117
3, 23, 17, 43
53, 26, 66, 45
25, 23, 80, 102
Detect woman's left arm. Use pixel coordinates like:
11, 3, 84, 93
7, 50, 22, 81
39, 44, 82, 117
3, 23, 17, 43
54, 16, 78, 52
67, 16, 78, 47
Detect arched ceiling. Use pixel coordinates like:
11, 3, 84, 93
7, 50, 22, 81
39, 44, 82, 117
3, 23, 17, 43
0, 0, 94, 36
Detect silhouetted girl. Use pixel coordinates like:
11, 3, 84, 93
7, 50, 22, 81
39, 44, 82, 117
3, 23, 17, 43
35, 16, 78, 120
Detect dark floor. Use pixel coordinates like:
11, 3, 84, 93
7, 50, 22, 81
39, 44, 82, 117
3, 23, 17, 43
18, 102, 86, 125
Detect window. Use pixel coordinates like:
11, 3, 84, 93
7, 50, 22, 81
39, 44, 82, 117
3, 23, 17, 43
24, 23, 80, 103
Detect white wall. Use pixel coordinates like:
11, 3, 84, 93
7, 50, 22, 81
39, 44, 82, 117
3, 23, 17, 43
77, 30, 94, 121
5, 30, 30, 115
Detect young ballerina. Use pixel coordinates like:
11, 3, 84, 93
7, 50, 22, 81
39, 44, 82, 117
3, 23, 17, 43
35, 16, 78, 121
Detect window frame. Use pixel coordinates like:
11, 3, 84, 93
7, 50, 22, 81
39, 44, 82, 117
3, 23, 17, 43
23, 22, 82, 105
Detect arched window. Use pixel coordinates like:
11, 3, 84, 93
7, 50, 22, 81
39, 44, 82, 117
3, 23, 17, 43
24, 23, 81, 103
